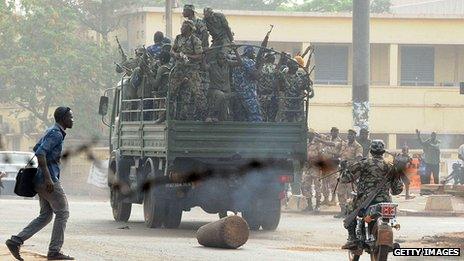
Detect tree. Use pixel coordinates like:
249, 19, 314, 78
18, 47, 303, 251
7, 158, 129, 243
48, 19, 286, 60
64, 0, 152, 43
295, 0, 391, 13
0, 0, 117, 138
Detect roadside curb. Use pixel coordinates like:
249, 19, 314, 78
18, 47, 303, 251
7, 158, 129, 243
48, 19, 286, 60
282, 209, 464, 217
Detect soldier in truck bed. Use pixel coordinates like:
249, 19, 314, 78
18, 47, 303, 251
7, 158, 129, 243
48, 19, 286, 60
183, 4, 209, 48
203, 7, 234, 48
170, 20, 207, 121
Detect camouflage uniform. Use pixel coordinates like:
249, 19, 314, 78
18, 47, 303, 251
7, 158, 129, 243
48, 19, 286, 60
188, 18, 210, 99
338, 140, 363, 211
277, 70, 305, 122
340, 156, 404, 210
302, 140, 323, 206
204, 11, 233, 47
321, 136, 343, 202
231, 57, 263, 122
258, 63, 277, 122
190, 17, 209, 48
170, 34, 207, 120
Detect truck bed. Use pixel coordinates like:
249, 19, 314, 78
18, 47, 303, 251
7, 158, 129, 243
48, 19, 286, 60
119, 120, 307, 161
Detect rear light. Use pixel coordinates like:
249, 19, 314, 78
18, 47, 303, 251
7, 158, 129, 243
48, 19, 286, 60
279, 175, 293, 184
380, 204, 397, 218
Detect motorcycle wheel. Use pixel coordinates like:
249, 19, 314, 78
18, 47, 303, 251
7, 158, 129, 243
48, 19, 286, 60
370, 245, 389, 261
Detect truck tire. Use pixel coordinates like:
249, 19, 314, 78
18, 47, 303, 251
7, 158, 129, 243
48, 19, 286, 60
242, 205, 260, 231
143, 189, 166, 228
164, 203, 182, 229
260, 199, 281, 231
110, 187, 132, 222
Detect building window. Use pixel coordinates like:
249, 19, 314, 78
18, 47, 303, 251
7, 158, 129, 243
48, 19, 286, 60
314, 44, 349, 85
400, 46, 435, 86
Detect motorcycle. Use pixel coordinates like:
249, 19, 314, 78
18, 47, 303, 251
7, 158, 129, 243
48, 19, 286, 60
348, 203, 401, 261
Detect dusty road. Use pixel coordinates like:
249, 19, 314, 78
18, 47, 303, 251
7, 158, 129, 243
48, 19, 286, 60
0, 198, 463, 261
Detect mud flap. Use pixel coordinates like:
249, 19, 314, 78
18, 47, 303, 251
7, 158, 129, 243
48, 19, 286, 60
376, 223, 393, 248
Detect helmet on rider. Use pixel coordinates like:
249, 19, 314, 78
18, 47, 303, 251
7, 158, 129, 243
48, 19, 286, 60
370, 140, 385, 156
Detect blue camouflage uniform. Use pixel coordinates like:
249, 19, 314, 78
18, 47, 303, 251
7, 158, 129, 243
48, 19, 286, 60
232, 57, 263, 122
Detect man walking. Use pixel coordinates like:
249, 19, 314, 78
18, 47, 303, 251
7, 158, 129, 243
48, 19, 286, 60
6, 107, 74, 260
416, 129, 441, 184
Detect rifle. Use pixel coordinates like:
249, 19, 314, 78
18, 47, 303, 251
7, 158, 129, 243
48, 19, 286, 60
115, 36, 127, 62
256, 25, 274, 70
304, 48, 315, 72
343, 176, 391, 228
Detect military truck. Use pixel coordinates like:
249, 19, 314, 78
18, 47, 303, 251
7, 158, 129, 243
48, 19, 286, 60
98, 47, 309, 231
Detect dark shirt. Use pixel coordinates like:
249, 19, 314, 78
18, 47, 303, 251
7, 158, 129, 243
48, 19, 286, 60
419, 138, 441, 165
209, 61, 230, 92
357, 138, 372, 158
33, 124, 66, 183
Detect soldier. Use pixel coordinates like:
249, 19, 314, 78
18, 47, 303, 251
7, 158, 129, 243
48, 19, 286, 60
277, 61, 306, 122
206, 51, 231, 122
335, 129, 363, 218
170, 20, 207, 121
317, 127, 343, 206
203, 7, 234, 47
151, 51, 172, 123
340, 140, 403, 249
357, 128, 372, 158
231, 46, 262, 122
258, 53, 277, 122
302, 130, 323, 211
183, 4, 209, 48
147, 31, 171, 59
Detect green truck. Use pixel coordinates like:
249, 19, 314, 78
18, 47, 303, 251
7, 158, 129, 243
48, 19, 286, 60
98, 57, 309, 231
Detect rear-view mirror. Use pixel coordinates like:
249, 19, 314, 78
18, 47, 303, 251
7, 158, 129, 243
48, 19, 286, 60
98, 96, 109, 116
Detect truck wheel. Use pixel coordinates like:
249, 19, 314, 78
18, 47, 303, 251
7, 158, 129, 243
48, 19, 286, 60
242, 209, 260, 231
143, 189, 166, 228
164, 203, 182, 229
110, 187, 132, 222
261, 200, 281, 231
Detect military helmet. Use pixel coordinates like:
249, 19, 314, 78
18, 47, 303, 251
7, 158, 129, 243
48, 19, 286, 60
184, 4, 195, 11
370, 139, 386, 155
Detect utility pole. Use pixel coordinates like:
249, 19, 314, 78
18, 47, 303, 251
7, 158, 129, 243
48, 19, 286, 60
165, 0, 173, 39
352, 0, 370, 132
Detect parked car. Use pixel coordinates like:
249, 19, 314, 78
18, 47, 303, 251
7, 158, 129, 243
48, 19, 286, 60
0, 151, 38, 195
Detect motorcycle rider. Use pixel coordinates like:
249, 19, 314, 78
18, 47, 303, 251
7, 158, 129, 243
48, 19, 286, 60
339, 140, 404, 249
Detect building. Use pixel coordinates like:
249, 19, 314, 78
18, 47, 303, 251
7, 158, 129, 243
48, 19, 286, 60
116, 7, 464, 152
391, 0, 464, 15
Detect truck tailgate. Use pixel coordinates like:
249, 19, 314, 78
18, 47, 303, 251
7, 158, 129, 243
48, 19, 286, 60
167, 121, 307, 159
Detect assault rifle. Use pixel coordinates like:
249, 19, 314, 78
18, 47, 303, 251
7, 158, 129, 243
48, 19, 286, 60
343, 176, 390, 228
115, 36, 127, 62
256, 24, 274, 70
